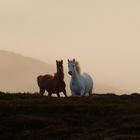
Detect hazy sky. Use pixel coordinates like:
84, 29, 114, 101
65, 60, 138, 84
0, 0, 140, 93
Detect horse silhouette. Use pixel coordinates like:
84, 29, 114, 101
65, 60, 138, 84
37, 60, 67, 97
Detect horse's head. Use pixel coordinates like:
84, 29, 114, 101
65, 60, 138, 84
56, 60, 63, 73
68, 59, 76, 76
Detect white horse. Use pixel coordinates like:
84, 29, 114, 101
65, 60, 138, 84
68, 59, 93, 96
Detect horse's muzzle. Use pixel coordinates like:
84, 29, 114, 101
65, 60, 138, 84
68, 71, 72, 75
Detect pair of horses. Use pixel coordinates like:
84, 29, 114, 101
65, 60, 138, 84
37, 59, 93, 97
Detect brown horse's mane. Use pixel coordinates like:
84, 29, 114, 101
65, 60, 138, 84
75, 61, 81, 74
54, 71, 64, 81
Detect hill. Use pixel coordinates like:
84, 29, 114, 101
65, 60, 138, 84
0, 93, 140, 140
0, 50, 56, 92
0, 50, 129, 95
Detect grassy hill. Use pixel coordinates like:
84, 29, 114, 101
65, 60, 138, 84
0, 92, 140, 140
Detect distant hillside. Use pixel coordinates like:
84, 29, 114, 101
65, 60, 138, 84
94, 84, 129, 95
0, 50, 56, 93
0, 50, 128, 95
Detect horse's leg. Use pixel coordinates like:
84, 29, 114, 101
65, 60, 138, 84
88, 86, 93, 96
40, 87, 45, 95
71, 91, 77, 97
88, 90, 92, 96
80, 89, 85, 96
56, 92, 60, 98
63, 89, 67, 97
48, 92, 52, 97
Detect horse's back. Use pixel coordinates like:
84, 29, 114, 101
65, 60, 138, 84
37, 74, 54, 87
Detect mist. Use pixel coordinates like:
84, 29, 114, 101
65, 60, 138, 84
0, 0, 140, 94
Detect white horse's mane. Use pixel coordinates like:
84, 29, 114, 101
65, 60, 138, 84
75, 61, 81, 74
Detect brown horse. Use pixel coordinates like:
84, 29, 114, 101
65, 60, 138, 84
37, 60, 67, 97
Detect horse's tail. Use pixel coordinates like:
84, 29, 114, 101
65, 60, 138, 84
37, 75, 46, 95
37, 75, 43, 87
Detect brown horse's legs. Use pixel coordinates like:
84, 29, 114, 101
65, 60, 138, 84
48, 92, 52, 97
56, 93, 60, 98
63, 89, 67, 97
40, 88, 45, 95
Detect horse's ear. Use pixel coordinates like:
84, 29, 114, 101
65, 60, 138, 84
56, 60, 58, 63
73, 58, 75, 62
68, 59, 70, 62
61, 60, 63, 63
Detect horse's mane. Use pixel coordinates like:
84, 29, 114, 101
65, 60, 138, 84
75, 61, 81, 74
54, 71, 64, 81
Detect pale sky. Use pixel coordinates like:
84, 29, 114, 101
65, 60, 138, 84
0, 0, 140, 94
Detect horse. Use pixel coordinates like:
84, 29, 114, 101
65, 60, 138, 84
37, 60, 67, 97
68, 59, 93, 96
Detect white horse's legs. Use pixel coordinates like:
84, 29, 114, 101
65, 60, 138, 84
71, 91, 76, 96
80, 89, 85, 96
88, 89, 92, 96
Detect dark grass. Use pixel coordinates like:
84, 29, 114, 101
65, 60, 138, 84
0, 92, 140, 140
